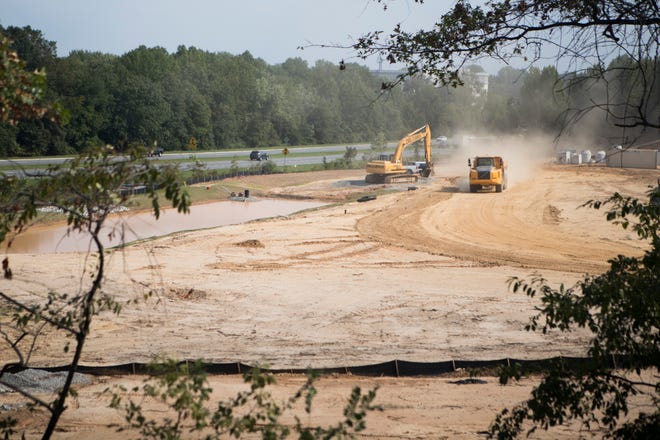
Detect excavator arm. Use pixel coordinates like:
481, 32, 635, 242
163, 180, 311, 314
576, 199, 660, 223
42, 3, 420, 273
393, 124, 433, 178
392, 124, 432, 165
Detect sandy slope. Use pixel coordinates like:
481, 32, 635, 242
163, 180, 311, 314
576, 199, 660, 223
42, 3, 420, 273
1, 162, 658, 439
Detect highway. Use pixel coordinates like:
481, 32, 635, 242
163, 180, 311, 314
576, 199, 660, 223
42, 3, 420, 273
0, 142, 456, 176
0, 144, 375, 175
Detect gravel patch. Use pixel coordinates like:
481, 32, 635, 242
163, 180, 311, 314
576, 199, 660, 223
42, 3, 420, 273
0, 369, 91, 394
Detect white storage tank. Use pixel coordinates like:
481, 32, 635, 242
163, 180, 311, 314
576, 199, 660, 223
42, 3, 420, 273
580, 150, 592, 163
557, 151, 571, 163
594, 150, 607, 163
570, 152, 582, 164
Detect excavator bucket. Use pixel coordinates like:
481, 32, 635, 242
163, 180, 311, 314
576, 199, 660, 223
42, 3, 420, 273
421, 163, 433, 178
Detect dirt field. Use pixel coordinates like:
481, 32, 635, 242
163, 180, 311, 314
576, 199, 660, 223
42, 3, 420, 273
1, 156, 658, 439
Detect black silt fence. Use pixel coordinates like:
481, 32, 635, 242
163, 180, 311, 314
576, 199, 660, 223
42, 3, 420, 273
11, 356, 628, 378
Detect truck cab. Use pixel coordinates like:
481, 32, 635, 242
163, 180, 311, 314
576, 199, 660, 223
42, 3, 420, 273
468, 156, 507, 193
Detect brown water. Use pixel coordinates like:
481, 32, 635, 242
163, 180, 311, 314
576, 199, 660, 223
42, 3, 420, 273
4, 198, 324, 254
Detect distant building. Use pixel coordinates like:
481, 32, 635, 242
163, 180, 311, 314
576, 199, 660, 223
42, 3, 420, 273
472, 72, 489, 94
461, 70, 489, 96
370, 69, 406, 83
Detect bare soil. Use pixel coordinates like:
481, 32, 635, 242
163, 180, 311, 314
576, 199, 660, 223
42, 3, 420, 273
1, 160, 658, 439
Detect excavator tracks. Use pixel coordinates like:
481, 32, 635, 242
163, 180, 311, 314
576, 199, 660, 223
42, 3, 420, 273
365, 173, 419, 184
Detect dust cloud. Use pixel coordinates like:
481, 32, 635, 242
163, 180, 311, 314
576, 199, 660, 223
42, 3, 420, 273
435, 132, 557, 191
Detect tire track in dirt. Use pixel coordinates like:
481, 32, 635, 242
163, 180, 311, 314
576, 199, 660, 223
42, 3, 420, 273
357, 167, 650, 274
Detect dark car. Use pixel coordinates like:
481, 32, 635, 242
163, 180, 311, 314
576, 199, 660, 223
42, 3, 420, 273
147, 147, 164, 157
250, 150, 269, 161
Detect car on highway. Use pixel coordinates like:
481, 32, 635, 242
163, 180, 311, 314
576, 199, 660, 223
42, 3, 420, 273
250, 150, 269, 161
147, 147, 164, 157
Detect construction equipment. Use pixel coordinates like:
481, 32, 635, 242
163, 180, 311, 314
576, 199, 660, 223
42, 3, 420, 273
365, 124, 433, 184
468, 156, 508, 192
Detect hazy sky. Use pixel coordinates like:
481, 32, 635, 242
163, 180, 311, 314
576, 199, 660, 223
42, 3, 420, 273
1, 0, 456, 69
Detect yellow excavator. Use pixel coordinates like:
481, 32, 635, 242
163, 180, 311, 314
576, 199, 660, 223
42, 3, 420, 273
365, 124, 433, 184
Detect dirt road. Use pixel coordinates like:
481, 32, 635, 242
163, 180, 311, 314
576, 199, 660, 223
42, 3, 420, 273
1, 162, 657, 439
358, 164, 650, 274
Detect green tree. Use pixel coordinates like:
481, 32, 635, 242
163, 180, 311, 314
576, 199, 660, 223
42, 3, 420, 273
0, 34, 53, 126
490, 186, 660, 438
0, 25, 57, 72
15, 117, 68, 156
0, 123, 19, 156
115, 74, 171, 147
47, 50, 119, 152
0, 148, 191, 439
121, 45, 173, 82
343, 145, 358, 166
399, 75, 455, 133
3, 24, 534, 155
371, 132, 386, 152
353, 0, 660, 132
230, 154, 239, 175
259, 158, 277, 174
563, 55, 660, 145
481, 93, 518, 134
482, 67, 526, 133
518, 66, 567, 133
0, 26, 63, 155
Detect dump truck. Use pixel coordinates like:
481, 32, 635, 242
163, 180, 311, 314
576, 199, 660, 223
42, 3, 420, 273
365, 124, 433, 184
468, 156, 508, 192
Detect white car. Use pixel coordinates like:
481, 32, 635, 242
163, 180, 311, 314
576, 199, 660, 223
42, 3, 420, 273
404, 161, 428, 175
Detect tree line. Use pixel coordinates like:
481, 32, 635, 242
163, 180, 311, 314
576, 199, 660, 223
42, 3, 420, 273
0, 24, 655, 158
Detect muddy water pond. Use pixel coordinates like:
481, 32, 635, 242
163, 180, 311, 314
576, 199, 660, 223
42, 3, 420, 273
6, 198, 325, 254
